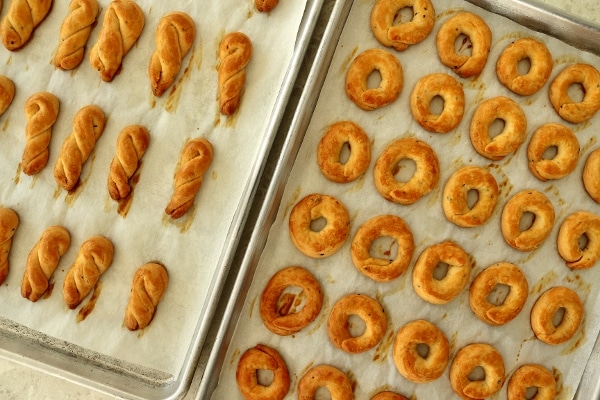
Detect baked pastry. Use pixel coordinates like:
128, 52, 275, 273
63, 235, 114, 309
0, 0, 53, 51
54, 105, 106, 191
370, 0, 435, 51
236, 344, 290, 400
21, 226, 71, 302
148, 12, 195, 97
297, 365, 353, 400
0, 208, 19, 285
21, 92, 60, 175
124, 262, 169, 330
0, 75, 15, 116
165, 137, 213, 219
218, 32, 252, 115
255, 0, 279, 12
89, 0, 145, 82
107, 125, 149, 200
54, 0, 100, 70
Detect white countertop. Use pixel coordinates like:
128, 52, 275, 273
2, 0, 599, 399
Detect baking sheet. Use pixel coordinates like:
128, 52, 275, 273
0, 0, 308, 398
208, 0, 600, 398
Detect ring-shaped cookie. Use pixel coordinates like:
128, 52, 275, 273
530, 286, 584, 345
236, 344, 290, 400
557, 210, 600, 269
470, 96, 528, 161
436, 12, 492, 78
392, 319, 449, 383
583, 148, 600, 203
289, 194, 350, 258
527, 123, 579, 181
327, 293, 387, 353
449, 343, 505, 399
410, 73, 465, 133
469, 262, 529, 326
442, 165, 499, 228
345, 48, 403, 111
496, 38, 553, 96
370, 0, 435, 51
260, 266, 323, 336
371, 392, 408, 400
298, 365, 353, 400
412, 241, 472, 304
351, 215, 415, 282
501, 190, 555, 251
317, 121, 371, 183
374, 137, 440, 205
507, 364, 557, 400
549, 63, 600, 124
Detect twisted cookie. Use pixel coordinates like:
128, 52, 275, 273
54, 105, 106, 191
148, 12, 195, 97
89, 0, 145, 82
0, 208, 19, 285
0, 75, 15, 116
255, 0, 279, 12
54, 0, 100, 70
21, 92, 60, 175
107, 125, 149, 200
218, 32, 252, 115
63, 235, 114, 309
0, 0, 52, 51
21, 226, 70, 302
165, 137, 213, 219
124, 262, 169, 330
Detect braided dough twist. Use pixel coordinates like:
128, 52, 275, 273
148, 12, 195, 97
165, 137, 213, 219
63, 235, 114, 309
255, 0, 279, 12
0, 75, 15, 116
0, 208, 19, 285
0, 0, 52, 51
124, 262, 169, 330
54, 105, 106, 191
54, 0, 100, 70
218, 32, 252, 115
107, 125, 149, 200
21, 226, 70, 302
89, 0, 145, 82
21, 92, 60, 175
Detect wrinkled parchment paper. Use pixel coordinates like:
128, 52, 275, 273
212, 0, 600, 398
0, 0, 307, 379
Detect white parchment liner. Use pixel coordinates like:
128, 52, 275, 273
0, 0, 307, 378
213, 0, 600, 398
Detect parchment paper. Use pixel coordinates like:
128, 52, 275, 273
212, 0, 600, 398
0, 0, 307, 378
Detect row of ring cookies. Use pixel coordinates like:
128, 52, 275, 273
0, 210, 168, 331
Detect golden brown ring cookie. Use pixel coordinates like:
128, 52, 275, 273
583, 148, 600, 203
507, 364, 557, 400
370, 0, 435, 51
392, 319, 449, 383
470, 96, 528, 161
371, 391, 408, 400
345, 48, 403, 111
412, 241, 472, 304
527, 123, 579, 181
442, 165, 499, 228
327, 293, 387, 353
289, 194, 350, 258
236, 344, 290, 400
317, 121, 371, 183
255, 0, 279, 12
557, 210, 600, 269
350, 215, 415, 282
496, 38, 553, 96
501, 190, 555, 251
259, 266, 323, 336
549, 63, 600, 124
374, 137, 440, 205
297, 365, 353, 400
436, 12, 492, 78
530, 286, 584, 345
410, 72, 465, 133
449, 343, 505, 399
469, 262, 529, 326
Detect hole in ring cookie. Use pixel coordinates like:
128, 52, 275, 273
552, 307, 566, 328
370, 236, 399, 261
433, 261, 449, 280
468, 366, 486, 382
455, 34, 473, 57
394, 6, 414, 24
392, 158, 417, 182
567, 82, 585, 103
485, 283, 511, 306
517, 57, 532, 76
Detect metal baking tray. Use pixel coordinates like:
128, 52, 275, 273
0, 0, 324, 398
200, 0, 600, 398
